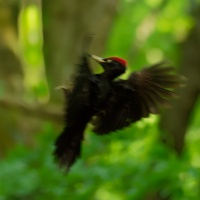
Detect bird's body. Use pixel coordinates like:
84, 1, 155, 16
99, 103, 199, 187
54, 55, 119, 169
54, 54, 183, 171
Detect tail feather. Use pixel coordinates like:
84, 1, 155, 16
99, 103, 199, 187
54, 127, 83, 170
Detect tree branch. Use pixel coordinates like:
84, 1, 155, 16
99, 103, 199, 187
0, 98, 63, 123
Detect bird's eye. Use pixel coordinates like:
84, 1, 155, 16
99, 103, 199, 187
106, 59, 112, 63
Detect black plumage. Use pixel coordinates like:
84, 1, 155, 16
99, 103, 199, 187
54, 54, 183, 171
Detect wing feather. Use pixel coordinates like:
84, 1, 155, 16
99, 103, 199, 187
54, 55, 95, 169
64, 55, 93, 125
92, 62, 184, 134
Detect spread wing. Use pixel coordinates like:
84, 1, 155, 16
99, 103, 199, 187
54, 55, 95, 169
64, 55, 93, 125
92, 62, 184, 135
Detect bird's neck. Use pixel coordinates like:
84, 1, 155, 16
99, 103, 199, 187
101, 70, 121, 80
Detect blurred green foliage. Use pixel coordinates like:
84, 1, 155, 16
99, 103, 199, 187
0, 0, 200, 199
19, 4, 49, 102
0, 118, 200, 199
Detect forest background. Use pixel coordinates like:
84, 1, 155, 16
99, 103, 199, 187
0, 0, 200, 199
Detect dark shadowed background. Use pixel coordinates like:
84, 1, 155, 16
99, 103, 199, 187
0, 0, 200, 199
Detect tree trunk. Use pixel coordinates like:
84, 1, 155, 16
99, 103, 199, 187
42, 0, 119, 102
159, 6, 200, 155
0, 0, 25, 156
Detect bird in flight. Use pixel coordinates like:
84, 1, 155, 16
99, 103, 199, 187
54, 53, 183, 171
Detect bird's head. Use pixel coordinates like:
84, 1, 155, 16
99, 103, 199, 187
89, 54, 127, 78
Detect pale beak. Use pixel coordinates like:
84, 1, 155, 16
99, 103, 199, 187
89, 54, 105, 63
